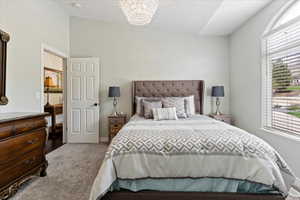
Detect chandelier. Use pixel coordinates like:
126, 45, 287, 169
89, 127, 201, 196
120, 0, 159, 26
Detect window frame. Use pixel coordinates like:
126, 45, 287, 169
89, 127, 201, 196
261, 0, 300, 138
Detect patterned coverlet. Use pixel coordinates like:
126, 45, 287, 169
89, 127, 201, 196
90, 115, 300, 200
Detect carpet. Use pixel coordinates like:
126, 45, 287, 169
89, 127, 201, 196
11, 144, 299, 200
11, 144, 107, 200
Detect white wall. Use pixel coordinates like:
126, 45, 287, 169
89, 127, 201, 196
70, 17, 230, 137
0, 0, 69, 112
230, 0, 300, 177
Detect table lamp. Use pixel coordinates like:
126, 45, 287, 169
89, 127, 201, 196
212, 86, 224, 115
108, 86, 121, 116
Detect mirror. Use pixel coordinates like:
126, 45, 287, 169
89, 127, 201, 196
0, 29, 10, 105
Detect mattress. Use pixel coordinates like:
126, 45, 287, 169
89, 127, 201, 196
90, 115, 300, 200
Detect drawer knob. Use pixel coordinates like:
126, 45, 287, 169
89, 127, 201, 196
27, 138, 38, 144
24, 157, 36, 165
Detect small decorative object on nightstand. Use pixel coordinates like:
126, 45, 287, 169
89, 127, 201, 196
209, 114, 233, 125
212, 86, 225, 115
108, 114, 127, 143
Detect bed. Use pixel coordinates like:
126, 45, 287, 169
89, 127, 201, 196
90, 80, 300, 200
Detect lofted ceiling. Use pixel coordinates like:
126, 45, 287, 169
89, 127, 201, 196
56, 0, 273, 35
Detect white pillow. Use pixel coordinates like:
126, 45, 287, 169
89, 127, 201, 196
152, 107, 178, 121
184, 95, 196, 117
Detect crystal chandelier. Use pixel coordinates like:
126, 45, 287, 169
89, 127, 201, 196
120, 0, 159, 26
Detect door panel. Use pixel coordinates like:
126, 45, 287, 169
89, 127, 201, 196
67, 58, 100, 143
71, 76, 81, 100
86, 108, 96, 133
71, 109, 81, 134
86, 76, 95, 100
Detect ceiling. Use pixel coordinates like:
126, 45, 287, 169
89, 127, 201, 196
56, 0, 273, 35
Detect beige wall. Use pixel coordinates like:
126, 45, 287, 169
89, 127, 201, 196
70, 17, 230, 138
0, 0, 69, 112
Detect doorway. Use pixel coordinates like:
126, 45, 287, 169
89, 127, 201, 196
41, 45, 68, 153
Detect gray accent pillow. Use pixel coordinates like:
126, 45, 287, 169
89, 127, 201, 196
143, 100, 162, 119
136, 97, 161, 116
162, 97, 187, 118
152, 107, 178, 121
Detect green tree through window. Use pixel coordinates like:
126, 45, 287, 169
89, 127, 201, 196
272, 59, 292, 93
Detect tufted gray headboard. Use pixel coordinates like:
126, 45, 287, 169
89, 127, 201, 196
132, 80, 204, 115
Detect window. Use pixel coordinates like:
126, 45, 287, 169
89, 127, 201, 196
262, 0, 300, 136
274, 0, 300, 29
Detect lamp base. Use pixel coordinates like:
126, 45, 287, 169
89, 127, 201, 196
215, 97, 222, 116
112, 98, 118, 116
111, 111, 118, 116
214, 111, 222, 116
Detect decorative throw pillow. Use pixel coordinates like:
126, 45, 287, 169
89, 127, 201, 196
184, 95, 196, 117
143, 100, 162, 119
162, 97, 187, 118
152, 107, 178, 121
136, 97, 161, 116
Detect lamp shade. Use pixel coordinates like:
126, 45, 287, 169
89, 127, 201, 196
212, 86, 224, 97
108, 87, 120, 97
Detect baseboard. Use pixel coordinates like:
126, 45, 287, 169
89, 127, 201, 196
100, 136, 109, 143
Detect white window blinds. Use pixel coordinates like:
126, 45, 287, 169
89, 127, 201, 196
263, 19, 300, 136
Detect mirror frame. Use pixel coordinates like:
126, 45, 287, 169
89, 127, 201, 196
0, 29, 10, 105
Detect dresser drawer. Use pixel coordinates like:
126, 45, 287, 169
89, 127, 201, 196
109, 118, 125, 125
0, 117, 46, 140
0, 129, 46, 166
110, 124, 122, 134
14, 118, 47, 135
0, 149, 43, 186
0, 123, 13, 140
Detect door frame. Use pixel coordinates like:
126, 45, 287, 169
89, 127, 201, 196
41, 44, 68, 143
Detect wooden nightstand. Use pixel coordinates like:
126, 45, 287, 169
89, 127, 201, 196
209, 114, 233, 125
108, 114, 127, 143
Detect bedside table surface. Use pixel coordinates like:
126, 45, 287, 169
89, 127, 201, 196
209, 114, 231, 117
209, 114, 233, 125
108, 114, 127, 118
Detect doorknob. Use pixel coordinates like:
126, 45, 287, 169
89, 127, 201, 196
93, 103, 99, 107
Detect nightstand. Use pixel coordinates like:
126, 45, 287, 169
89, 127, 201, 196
108, 114, 127, 143
209, 114, 233, 125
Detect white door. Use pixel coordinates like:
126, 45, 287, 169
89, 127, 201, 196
67, 58, 100, 143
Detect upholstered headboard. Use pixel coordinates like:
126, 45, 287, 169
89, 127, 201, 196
132, 80, 204, 115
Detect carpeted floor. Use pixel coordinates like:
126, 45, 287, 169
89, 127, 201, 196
12, 144, 107, 200
11, 144, 299, 200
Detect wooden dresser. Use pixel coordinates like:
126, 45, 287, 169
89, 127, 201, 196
0, 113, 48, 199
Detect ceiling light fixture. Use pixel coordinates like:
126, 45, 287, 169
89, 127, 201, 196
120, 0, 159, 26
